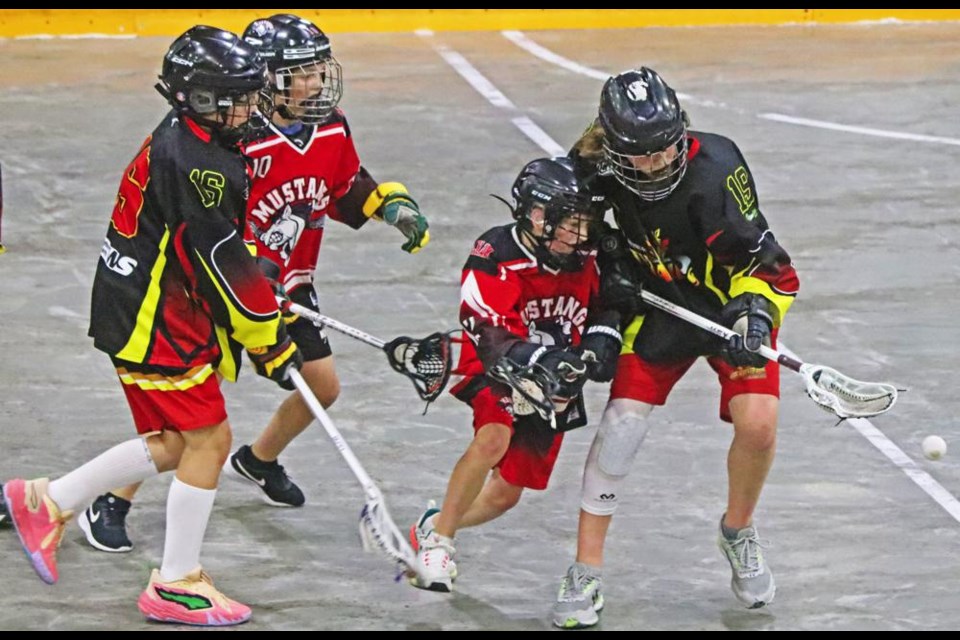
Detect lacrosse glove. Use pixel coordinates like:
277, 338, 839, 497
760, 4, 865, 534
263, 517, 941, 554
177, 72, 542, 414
248, 325, 303, 391
576, 314, 623, 383
720, 293, 774, 369
256, 256, 298, 324
365, 182, 430, 254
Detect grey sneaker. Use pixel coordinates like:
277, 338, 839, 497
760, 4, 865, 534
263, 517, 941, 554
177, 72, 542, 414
552, 562, 604, 629
717, 520, 776, 608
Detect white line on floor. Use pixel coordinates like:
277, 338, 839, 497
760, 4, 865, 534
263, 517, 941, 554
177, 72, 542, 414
778, 343, 960, 524
417, 32, 564, 155
503, 30, 960, 146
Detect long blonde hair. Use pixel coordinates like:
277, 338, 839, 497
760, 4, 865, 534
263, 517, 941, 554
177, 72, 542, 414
571, 119, 606, 163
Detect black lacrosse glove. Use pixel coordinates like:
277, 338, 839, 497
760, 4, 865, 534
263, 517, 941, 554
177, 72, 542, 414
598, 228, 648, 318
248, 325, 304, 391
256, 256, 298, 324
503, 342, 588, 401
720, 294, 774, 369
536, 348, 589, 400
576, 314, 623, 383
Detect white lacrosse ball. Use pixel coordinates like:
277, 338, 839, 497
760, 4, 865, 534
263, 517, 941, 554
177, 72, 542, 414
922, 435, 947, 461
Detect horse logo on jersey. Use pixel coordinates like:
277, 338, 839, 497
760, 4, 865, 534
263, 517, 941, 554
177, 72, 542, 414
253, 204, 308, 262
247, 176, 331, 225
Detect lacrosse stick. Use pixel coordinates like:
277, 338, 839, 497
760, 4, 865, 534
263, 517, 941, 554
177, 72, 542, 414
639, 290, 899, 419
487, 357, 563, 429
285, 301, 453, 410
288, 368, 423, 582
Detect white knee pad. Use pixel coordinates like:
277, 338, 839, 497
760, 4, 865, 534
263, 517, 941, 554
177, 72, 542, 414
580, 398, 654, 516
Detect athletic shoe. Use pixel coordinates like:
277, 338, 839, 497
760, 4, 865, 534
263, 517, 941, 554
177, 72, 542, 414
408, 499, 439, 553
2, 478, 72, 584
409, 531, 457, 593
138, 567, 251, 626
222, 445, 304, 507
718, 517, 776, 608
552, 562, 604, 629
77, 492, 133, 553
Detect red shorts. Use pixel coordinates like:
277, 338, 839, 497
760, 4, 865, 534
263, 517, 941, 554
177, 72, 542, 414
469, 386, 563, 491
116, 363, 227, 435
609, 335, 780, 423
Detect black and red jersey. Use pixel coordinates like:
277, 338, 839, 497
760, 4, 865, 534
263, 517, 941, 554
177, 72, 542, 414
88, 112, 281, 380
572, 128, 800, 362
241, 110, 375, 295
451, 223, 603, 427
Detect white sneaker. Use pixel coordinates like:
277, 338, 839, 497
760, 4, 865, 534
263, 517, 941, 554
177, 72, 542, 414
718, 518, 776, 608
409, 531, 457, 593
408, 499, 439, 553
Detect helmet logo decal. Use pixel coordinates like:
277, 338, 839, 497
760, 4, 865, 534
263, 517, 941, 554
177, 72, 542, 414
246, 19, 275, 40
625, 79, 648, 102
167, 54, 193, 67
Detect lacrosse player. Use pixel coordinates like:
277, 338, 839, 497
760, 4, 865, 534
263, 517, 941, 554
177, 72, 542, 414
78, 13, 431, 553
408, 157, 622, 593
2, 27, 301, 625
552, 67, 801, 628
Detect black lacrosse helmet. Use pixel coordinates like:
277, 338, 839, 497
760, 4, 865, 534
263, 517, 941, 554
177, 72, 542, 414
599, 67, 689, 201
157, 25, 267, 146
510, 157, 605, 272
242, 14, 343, 124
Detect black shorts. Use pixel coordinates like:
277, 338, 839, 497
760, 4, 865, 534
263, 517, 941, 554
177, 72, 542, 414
286, 287, 332, 362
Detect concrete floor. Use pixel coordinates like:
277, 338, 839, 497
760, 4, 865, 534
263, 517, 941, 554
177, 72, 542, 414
1, 22, 958, 630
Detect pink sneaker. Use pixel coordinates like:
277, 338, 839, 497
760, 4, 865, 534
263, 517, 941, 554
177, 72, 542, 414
2, 478, 70, 584
138, 568, 252, 626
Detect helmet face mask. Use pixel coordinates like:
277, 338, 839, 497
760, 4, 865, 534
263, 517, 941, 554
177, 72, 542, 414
603, 131, 688, 202
598, 67, 689, 201
158, 25, 268, 146
243, 15, 343, 124
511, 157, 605, 272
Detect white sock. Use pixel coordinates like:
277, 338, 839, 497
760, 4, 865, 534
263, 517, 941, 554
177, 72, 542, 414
159, 477, 216, 582
47, 438, 158, 513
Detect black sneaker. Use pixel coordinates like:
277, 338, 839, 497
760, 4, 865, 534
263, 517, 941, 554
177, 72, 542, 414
223, 445, 305, 507
77, 493, 133, 553
0, 483, 10, 529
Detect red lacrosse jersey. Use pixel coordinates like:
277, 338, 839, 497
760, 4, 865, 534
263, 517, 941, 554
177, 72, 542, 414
452, 223, 600, 392
242, 111, 364, 294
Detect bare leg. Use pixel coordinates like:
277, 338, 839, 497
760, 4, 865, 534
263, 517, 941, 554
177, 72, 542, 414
174, 420, 232, 489
724, 393, 778, 529
458, 469, 523, 529
252, 356, 339, 462
433, 423, 511, 539
575, 510, 613, 567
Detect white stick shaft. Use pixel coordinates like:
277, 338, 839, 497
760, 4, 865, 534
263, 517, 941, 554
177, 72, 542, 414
288, 368, 381, 502
639, 289, 797, 368
287, 301, 386, 349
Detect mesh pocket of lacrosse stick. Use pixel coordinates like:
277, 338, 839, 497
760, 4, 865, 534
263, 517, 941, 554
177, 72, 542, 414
358, 500, 419, 582
487, 357, 561, 425
799, 363, 899, 419
383, 332, 454, 408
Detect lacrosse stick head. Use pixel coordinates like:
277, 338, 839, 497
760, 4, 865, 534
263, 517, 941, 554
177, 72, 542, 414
799, 363, 899, 419
358, 496, 420, 582
487, 357, 562, 428
383, 332, 454, 406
